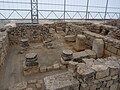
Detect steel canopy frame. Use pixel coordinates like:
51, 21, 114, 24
31, 0, 39, 24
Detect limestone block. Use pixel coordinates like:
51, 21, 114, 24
89, 84, 97, 90
92, 39, 104, 58
85, 49, 97, 59
80, 85, 89, 90
44, 72, 79, 90
73, 51, 89, 62
117, 49, 120, 56
46, 66, 53, 71
59, 64, 67, 69
68, 61, 78, 77
53, 63, 60, 70
77, 63, 95, 83
74, 34, 86, 51
107, 80, 113, 87
112, 75, 118, 80
107, 45, 117, 54
60, 58, 69, 65
40, 66, 47, 73
110, 83, 118, 90
36, 83, 42, 89
82, 58, 95, 67
26, 88, 33, 90
27, 79, 37, 84
16, 81, 27, 90
65, 35, 76, 42
105, 61, 120, 76
92, 65, 109, 79
37, 80, 43, 84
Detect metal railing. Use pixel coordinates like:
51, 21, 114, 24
0, 0, 120, 21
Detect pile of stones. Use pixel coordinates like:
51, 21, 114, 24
25, 53, 38, 67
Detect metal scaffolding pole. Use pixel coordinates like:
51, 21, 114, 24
64, 0, 66, 21
86, 0, 89, 20
104, 0, 109, 23
31, 0, 39, 24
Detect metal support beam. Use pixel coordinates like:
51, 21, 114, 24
31, 0, 39, 24
64, 0, 66, 21
86, 0, 89, 20
104, 0, 109, 23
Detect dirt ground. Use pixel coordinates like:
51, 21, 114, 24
0, 30, 75, 90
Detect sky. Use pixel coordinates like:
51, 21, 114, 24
0, 0, 120, 19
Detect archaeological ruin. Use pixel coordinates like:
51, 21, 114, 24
0, 20, 120, 90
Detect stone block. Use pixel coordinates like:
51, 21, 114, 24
85, 49, 97, 59
53, 63, 60, 70
15, 81, 27, 90
46, 66, 53, 71
40, 66, 47, 73
107, 45, 117, 54
104, 50, 112, 57
107, 80, 113, 87
77, 64, 95, 83
60, 58, 69, 65
68, 61, 78, 77
117, 49, 120, 56
105, 61, 120, 76
26, 88, 33, 90
44, 72, 79, 90
110, 83, 118, 90
73, 51, 89, 62
59, 64, 67, 69
82, 58, 95, 67
92, 65, 109, 79
92, 39, 104, 58
36, 83, 42, 89
65, 35, 76, 42
37, 80, 43, 84
27, 79, 37, 84
80, 84, 89, 90
89, 84, 97, 90
74, 34, 86, 51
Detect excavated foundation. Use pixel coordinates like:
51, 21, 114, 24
0, 21, 120, 90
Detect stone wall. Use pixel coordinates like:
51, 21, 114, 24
76, 56, 120, 90
7, 24, 51, 45
0, 31, 9, 69
66, 22, 120, 57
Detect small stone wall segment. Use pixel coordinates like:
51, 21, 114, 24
7, 24, 51, 45
0, 31, 9, 69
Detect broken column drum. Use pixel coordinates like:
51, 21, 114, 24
20, 39, 29, 49
61, 49, 73, 65
25, 53, 39, 67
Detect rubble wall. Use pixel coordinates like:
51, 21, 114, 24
7, 24, 51, 45
0, 31, 9, 69
76, 56, 120, 90
66, 23, 120, 57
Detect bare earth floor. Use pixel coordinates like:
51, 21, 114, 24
0, 31, 73, 90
